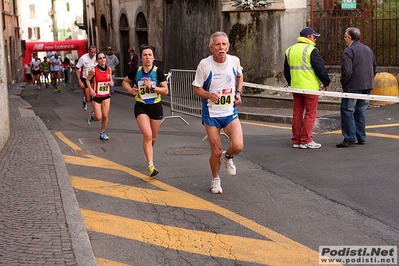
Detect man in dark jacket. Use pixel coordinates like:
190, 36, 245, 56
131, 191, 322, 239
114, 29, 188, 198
336, 27, 377, 148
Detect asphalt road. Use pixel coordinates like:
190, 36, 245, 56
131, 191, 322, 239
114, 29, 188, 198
21, 83, 399, 265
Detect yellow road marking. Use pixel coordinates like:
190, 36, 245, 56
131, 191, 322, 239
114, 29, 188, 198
366, 132, 399, 139
82, 209, 314, 265
55, 132, 85, 151
241, 120, 399, 140
69, 175, 319, 264
96, 257, 131, 266
55, 131, 339, 265
366, 123, 399, 129
241, 121, 291, 130
71, 176, 212, 210
326, 130, 399, 140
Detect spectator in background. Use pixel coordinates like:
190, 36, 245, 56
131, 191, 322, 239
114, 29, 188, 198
336, 27, 377, 148
62, 57, 71, 84
106, 46, 120, 94
128, 48, 138, 70
25, 64, 33, 83
284, 27, 330, 149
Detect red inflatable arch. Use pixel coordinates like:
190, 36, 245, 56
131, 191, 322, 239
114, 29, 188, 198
23, 39, 87, 66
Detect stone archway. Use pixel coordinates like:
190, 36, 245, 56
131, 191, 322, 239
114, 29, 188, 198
119, 13, 130, 76
136, 12, 148, 49
99, 15, 108, 51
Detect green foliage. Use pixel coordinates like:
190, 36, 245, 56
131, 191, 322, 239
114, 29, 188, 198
231, 0, 273, 10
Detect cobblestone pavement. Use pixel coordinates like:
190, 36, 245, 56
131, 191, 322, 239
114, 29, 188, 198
0, 84, 95, 266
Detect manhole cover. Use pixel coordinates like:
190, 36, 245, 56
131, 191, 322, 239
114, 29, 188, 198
166, 147, 210, 155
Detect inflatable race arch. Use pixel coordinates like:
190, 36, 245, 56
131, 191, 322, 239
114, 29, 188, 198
23, 39, 87, 66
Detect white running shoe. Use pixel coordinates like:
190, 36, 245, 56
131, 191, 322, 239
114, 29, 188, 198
210, 177, 223, 194
221, 151, 236, 176
82, 97, 87, 111
299, 141, 322, 149
292, 144, 300, 148
99, 132, 109, 140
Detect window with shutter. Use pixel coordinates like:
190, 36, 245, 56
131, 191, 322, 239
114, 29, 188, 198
29, 4, 36, 18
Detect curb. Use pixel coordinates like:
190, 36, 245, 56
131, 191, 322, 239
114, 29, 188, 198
8, 83, 96, 266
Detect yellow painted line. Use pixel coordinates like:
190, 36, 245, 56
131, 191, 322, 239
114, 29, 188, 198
57, 132, 344, 265
241, 119, 399, 140
54, 131, 85, 152
70, 176, 319, 262
327, 123, 399, 135
366, 123, 399, 129
324, 130, 341, 134
96, 257, 131, 266
366, 132, 399, 140
325, 130, 399, 140
71, 175, 210, 210
56, 131, 337, 265
241, 121, 291, 130
82, 209, 317, 265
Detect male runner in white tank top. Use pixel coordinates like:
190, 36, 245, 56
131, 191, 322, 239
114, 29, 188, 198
193, 31, 244, 194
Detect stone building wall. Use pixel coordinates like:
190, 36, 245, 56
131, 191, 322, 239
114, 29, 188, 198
0, 13, 10, 151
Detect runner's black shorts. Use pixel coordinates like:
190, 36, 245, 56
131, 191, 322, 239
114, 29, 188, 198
91, 96, 111, 103
32, 69, 41, 76
134, 101, 163, 120
80, 77, 89, 88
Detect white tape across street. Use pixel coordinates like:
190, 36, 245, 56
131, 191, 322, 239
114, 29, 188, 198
243, 82, 399, 103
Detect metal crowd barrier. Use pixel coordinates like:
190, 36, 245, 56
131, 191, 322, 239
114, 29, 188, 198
66, 66, 78, 91
161, 69, 200, 125
162, 69, 230, 140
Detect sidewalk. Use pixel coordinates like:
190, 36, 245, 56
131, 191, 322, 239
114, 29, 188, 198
0, 83, 96, 266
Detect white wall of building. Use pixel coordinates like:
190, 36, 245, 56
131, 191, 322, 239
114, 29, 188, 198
281, 0, 309, 54
55, 0, 85, 41
284, 0, 307, 9
20, 0, 53, 42
19, 0, 86, 62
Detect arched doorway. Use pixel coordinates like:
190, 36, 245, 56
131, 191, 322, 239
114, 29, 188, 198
136, 12, 148, 49
119, 13, 130, 76
99, 15, 108, 51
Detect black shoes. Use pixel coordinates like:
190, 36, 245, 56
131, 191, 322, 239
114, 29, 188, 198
336, 140, 365, 148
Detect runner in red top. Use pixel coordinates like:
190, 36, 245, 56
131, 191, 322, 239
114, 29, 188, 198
85, 52, 114, 140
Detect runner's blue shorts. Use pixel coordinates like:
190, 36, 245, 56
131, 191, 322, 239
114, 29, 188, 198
202, 113, 238, 128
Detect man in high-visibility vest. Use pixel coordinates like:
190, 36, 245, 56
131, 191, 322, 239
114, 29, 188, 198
284, 27, 330, 149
